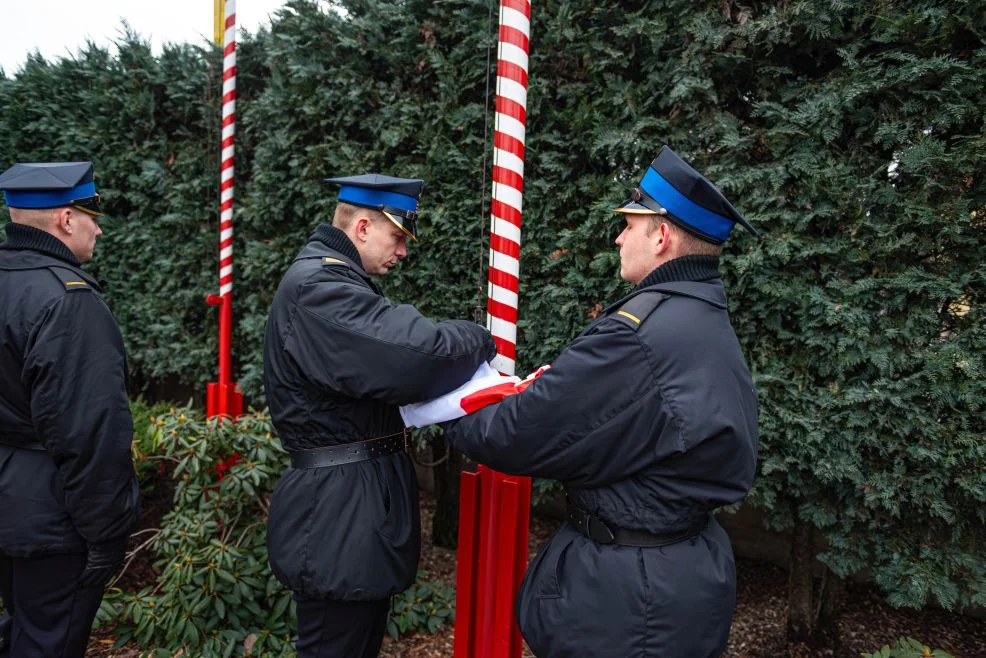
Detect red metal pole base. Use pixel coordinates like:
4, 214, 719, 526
455, 465, 532, 658
206, 382, 243, 419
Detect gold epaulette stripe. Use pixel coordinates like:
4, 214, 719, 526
323, 257, 346, 265
617, 310, 640, 324
65, 281, 88, 286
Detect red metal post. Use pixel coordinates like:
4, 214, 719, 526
453, 0, 533, 655
206, 0, 242, 420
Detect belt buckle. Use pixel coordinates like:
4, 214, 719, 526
586, 515, 615, 544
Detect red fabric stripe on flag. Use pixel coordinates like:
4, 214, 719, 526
493, 336, 516, 360
488, 267, 519, 292
490, 232, 520, 260
497, 60, 528, 87
488, 298, 518, 324
493, 165, 524, 193
496, 96, 527, 125
491, 199, 522, 228
500, 0, 531, 19
494, 131, 525, 160
460, 382, 520, 415
499, 26, 529, 52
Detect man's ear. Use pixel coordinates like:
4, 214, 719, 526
55, 208, 74, 235
654, 220, 672, 257
354, 216, 372, 243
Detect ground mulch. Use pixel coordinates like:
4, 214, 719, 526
89, 491, 986, 657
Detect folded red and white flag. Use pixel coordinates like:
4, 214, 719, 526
400, 362, 551, 428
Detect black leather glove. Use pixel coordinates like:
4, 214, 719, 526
78, 537, 128, 589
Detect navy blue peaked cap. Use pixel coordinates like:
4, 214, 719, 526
324, 173, 425, 241
0, 161, 103, 216
614, 146, 757, 244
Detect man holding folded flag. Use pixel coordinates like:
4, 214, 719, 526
263, 173, 496, 657
411, 146, 760, 657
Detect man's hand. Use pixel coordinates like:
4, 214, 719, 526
78, 537, 128, 589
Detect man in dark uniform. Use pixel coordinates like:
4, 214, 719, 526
443, 146, 760, 657
0, 162, 140, 657
263, 174, 496, 657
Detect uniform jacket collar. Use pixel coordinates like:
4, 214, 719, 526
308, 224, 363, 268
295, 224, 379, 293
0, 222, 81, 266
636, 255, 720, 290
603, 255, 726, 316
0, 223, 100, 289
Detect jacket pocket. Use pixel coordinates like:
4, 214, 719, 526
374, 458, 412, 542
523, 530, 575, 600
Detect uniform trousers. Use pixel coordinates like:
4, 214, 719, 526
0, 552, 104, 658
295, 596, 390, 658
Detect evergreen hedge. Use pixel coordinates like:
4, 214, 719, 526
1, 0, 984, 623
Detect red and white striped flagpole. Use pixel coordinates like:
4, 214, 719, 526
455, 1, 532, 657
486, 0, 530, 376
206, 0, 242, 419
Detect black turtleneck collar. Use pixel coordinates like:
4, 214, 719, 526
0, 222, 81, 266
637, 255, 720, 290
310, 224, 364, 269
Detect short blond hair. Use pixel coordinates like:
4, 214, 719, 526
647, 215, 723, 257
9, 207, 60, 230
332, 202, 387, 230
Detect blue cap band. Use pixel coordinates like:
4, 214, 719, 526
640, 168, 733, 242
3, 181, 97, 210
338, 185, 417, 213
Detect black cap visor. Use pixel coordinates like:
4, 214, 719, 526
381, 206, 418, 241
70, 193, 103, 217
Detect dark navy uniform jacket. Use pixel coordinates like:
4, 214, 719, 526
263, 224, 494, 601
0, 223, 140, 557
445, 256, 758, 658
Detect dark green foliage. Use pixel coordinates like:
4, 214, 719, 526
386, 571, 455, 639
98, 406, 452, 656
861, 637, 955, 658
1, 0, 984, 614
97, 408, 294, 656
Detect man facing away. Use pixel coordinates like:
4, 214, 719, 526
263, 173, 496, 657
0, 161, 140, 658
442, 146, 761, 657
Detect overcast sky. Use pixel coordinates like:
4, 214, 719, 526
0, 0, 293, 76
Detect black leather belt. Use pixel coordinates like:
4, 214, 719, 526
566, 499, 709, 548
0, 440, 45, 451
289, 431, 407, 469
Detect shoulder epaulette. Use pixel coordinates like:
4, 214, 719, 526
46, 266, 93, 292
322, 257, 349, 268
613, 291, 670, 330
